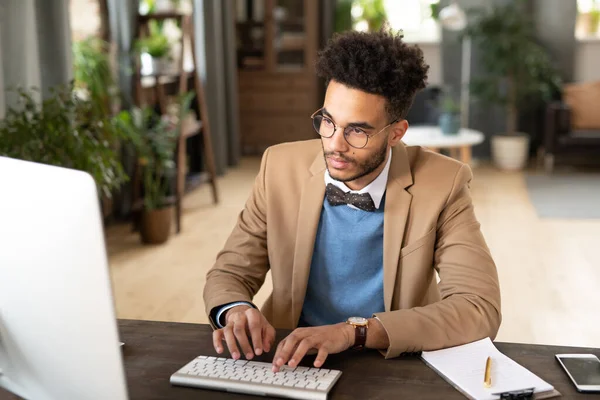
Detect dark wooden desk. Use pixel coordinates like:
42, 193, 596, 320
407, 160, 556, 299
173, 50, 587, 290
117, 320, 599, 399
1, 319, 598, 399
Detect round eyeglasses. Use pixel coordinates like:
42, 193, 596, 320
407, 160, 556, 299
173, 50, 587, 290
310, 108, 398, 149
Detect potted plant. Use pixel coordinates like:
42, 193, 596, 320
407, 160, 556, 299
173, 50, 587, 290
0, 83, 129, 199
116, 107, 177, 244
438, 93, 461, 135
135, 33, 171, 74
72, 36, 116, 115
464, 1, 561, 171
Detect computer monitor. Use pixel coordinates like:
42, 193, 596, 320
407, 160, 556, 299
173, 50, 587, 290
0, 156, 128, 400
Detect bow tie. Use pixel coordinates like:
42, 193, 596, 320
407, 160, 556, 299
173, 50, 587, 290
325, 183, 376, 212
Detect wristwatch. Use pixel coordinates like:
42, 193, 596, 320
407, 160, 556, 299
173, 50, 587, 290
346, 317, 369, 350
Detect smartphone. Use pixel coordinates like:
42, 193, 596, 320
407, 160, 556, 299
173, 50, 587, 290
555, 353, 600, 393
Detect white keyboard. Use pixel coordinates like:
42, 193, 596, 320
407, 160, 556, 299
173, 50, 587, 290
170, 355, 342, 400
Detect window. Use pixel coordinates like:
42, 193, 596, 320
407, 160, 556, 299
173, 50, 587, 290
576, 0, 600, 40
383, 0, 440, 42
69, 0, 101, 41
342, 0, 440, 42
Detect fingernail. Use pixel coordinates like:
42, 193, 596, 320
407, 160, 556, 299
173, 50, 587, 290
232, 352, 239, 359
289, 359, 296, 366
255, 348, 263, 356
246, 353, 254, 359
276, 357, 283, 366
216, 347, 222, 354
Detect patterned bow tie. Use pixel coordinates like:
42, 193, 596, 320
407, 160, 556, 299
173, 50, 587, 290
325, 183, 376, 212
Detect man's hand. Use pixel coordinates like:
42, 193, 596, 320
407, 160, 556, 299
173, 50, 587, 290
271, 323, 354, 372
212, 305, 276, 360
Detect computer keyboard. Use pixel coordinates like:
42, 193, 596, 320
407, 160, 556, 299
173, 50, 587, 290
170, 355, 342, 400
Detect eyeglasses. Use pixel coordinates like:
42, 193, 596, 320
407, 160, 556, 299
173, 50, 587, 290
310, 108, 398, 149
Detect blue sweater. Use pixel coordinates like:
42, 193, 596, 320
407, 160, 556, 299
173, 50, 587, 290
300, 197, 386, 326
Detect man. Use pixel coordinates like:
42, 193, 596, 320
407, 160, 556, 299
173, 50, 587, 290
204, 30, 501, 372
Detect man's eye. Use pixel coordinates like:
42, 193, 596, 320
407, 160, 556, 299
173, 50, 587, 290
347, 127, 366, 136
322, 117, 334, 127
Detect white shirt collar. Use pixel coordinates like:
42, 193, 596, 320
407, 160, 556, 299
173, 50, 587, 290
324, 149, 392, 210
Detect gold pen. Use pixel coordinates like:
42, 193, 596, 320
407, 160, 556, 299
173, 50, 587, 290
484, 356, 492, 388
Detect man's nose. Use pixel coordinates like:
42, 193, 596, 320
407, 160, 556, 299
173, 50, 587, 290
326, 127, 349, 153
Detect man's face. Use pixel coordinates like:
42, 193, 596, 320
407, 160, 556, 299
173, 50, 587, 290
319, 80, 396, 190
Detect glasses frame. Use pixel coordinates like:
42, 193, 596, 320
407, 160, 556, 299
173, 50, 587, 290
310, 107, 399, 149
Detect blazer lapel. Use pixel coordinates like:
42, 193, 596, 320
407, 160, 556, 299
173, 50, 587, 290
383, 144, 413, 311
291, 152, 326, 326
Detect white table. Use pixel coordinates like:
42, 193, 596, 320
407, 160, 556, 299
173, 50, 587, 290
402, 126, 485, 164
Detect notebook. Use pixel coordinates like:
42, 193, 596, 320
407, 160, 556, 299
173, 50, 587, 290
421, 338, 561, 400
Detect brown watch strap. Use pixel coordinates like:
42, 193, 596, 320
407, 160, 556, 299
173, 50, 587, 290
352, 325, 367, 350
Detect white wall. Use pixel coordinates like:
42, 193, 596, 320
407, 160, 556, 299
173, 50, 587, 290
575, 39, 600, 83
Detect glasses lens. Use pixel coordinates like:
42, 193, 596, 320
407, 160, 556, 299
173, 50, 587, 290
344, 127, 368, 149
313, 114, 335, 138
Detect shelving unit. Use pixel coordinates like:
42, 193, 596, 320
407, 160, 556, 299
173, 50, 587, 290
234, 0, 320, 154
132, 9, 219, 233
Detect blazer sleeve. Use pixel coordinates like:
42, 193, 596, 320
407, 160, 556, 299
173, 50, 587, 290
203, 148, 271, 329
373, 164, 502, 358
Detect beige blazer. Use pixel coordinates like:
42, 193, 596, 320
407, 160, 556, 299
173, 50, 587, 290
204, 139, 501, 358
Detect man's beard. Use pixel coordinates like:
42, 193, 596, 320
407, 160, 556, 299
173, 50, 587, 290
322, 139, 388, 183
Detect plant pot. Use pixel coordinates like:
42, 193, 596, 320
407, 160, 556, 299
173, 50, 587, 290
140, 206, 173, 245
491, 134, 530, 171
151, 57, 171, 74
439, 112, 461, 135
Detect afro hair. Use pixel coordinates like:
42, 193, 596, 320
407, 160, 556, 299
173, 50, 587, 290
316, 30, 429, 120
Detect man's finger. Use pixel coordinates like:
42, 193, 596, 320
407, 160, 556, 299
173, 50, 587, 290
233, 320, 254, 359
212, 329, 224, 354
223, 325, 240, 360
313, 347, 329, 368
273, 331, 303, 369
263, 324, 276, 353
246, 310, 263, 356
288, 337, 315, 367
272, 339, 287, 372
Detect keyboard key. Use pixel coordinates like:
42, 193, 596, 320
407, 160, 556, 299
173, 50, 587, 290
306, 382, 318, 389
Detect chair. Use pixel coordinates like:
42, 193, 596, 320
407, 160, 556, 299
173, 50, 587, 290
542, 101, 600, 173
405, 86, 442, 126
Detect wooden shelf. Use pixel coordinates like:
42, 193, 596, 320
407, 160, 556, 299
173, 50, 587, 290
235, 0, 319, 154
138, 11, 190, 22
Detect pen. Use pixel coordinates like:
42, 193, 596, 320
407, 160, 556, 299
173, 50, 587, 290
484, 356, 492, 388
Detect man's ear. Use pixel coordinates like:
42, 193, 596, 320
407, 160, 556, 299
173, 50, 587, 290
388, 120, 409, 147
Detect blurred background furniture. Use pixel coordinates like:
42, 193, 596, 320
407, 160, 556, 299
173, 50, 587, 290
235, 0, 320, 154
542, 81, 600, 173
133, 10, 219, 234
405, 86, 442, 126
402, 126, 485, 164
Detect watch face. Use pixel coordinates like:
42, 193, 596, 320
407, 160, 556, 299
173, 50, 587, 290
347, 316, 368, 325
